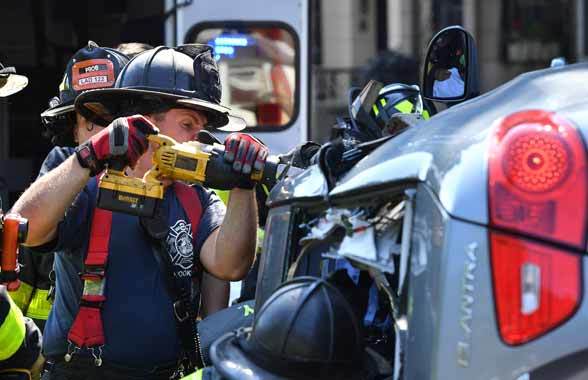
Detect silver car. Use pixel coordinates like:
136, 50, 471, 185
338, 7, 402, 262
256, 54, 588, 380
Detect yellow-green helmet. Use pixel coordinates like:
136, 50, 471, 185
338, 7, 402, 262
371, 83, 430, 129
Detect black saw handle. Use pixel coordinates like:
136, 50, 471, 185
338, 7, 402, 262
203, 146, 279, 190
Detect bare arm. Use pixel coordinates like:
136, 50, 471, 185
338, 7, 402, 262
200, 188, 257, 281
11, 155, 90, 247
199, 272, 229, 318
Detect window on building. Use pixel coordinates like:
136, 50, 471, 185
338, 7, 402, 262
432, 0, 463, 31
501, 0, 572, 63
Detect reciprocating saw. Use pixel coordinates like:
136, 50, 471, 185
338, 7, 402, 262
97, 134, 280, 217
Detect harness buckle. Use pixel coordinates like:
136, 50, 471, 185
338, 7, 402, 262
173, 300, 190, 323
91, 346, 104, 367
82, 276, 106, 297
64, 341, 79, 362
83, 265, 106, 277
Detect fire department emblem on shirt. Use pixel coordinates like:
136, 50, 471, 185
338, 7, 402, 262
166, 219, 193, 271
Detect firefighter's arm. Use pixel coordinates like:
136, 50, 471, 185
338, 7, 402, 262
11, 155, 91, 247
199, 272, 229, 317
200, 189, 257, 281
12, 116, 155, 247
200, 133, 266, 281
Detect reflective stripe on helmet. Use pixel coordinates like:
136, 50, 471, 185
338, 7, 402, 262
372, 104, 379, 116
393, 99, 415, 114
0, 295, 26, 360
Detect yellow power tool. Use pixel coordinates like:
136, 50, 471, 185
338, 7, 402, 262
97, 134, 279, 217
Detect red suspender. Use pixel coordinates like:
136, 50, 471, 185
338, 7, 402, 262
173, 182, 202, 241
66, 196, 112, 365
66, 180, 202, 366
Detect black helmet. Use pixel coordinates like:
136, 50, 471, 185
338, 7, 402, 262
41, 41, 129, 119
75, 44, 244, 131
209, 277, 367, 380
41, 41, 130, 146
0, 62, 28, 97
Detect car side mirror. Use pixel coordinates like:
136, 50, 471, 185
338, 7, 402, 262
422, 26, 479, 103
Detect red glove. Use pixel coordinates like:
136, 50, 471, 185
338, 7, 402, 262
75, 115, 158, 176
224, 133, 268, 188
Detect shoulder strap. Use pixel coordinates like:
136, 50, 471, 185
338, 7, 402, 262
67, 177, 111, 365
145, 182, 205, 372
173, 182, 202, 241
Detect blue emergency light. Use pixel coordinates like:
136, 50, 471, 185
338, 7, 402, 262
208, 33, 255, 60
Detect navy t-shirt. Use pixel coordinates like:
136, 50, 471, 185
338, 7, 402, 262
36, 148, 226, 368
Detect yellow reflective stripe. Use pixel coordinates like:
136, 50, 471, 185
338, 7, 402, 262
393, 100, 414, 114
257, 228, 265, 243
380, 98, 387, 106
58, 74, 67, 91
242, 304, 254, 316
423, 110, 431, 120
261, 184, 270, 196
25, 289, 52, 320
180, 369, 203, 380
256, 228, 265, 253
0, 296, 26, 360
215, 189, 230, 205
371, 104, 379, 116
8, 282, 33, 312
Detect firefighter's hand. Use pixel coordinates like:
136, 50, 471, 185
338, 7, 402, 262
75, 115, 158, 176
224, 133, 268, 189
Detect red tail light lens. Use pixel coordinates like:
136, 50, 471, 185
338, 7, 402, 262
490, 233, 581, 345
488, 110, 585, 345
489, 110, 587, 248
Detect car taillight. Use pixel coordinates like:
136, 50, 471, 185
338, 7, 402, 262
489, 109, 587, 247
488, 110, 585, 345
490, 233, 581, 345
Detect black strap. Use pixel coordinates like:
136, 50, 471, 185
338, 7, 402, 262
151, 240, 203, 370
140, 205, 204, 372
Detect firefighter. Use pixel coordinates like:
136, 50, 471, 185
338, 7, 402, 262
182, 277, 385, 380
115, 41, 230, 315
0, 58, 44, 380
14, 41, 227, 330
12, 44, 265, 380
9, 41, 130, 330
0, 285, 44, 380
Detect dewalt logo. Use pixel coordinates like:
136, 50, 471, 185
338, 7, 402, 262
118, 195, 139, 205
